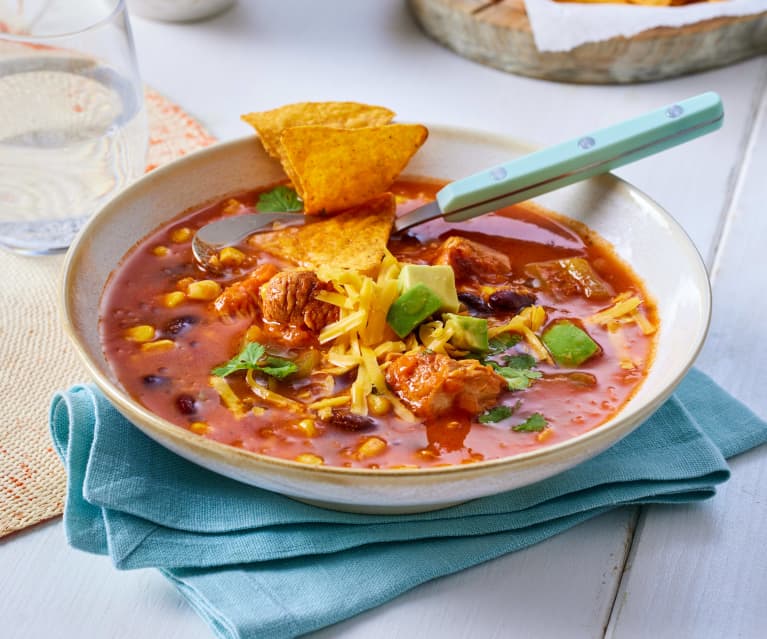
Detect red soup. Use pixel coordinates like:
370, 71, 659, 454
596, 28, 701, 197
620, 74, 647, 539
100, 180, 657, 469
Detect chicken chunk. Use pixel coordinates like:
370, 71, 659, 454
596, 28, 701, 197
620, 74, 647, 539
259, 270, 339, 332
385, 351, 507, 419
214, 263, 280, 319
434, 236, 511, 283
525, 257, 613, 300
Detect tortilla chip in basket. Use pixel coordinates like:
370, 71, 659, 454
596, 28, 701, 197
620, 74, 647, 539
241, 102, 395, 160
279, 124, 428, 214
251, 193, 396, 275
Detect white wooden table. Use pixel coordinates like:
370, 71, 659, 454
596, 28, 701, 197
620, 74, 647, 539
2, 2, 766, 637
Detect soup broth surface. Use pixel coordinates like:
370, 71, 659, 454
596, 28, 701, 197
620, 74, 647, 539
101, 180, 657, 469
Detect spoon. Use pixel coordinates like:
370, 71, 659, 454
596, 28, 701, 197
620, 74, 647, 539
193, 92, 723, 270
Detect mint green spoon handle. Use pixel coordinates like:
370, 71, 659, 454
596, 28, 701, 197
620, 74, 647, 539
396, 92, 723, 230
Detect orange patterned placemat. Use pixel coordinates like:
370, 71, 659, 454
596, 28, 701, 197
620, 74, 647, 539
0, 89, 216, 538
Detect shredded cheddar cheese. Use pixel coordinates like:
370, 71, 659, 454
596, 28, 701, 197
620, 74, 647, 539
590, 292, 656, 337
245, 370, 304, 411
488, 306, 552, 364
209, 375, 246, 419
311, 250, 414, 418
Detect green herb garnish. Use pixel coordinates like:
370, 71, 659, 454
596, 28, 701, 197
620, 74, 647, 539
484, 353, 540, 390
492, 365, 542, 391
503, 353, 536, 370
512, 413, 548, 432
212, 342, 298, 379
488, 333, 521, 354
256, 185, 302, 213
478, 405, 513, 424
478, 400, 521, 424
483, 343, 541, 390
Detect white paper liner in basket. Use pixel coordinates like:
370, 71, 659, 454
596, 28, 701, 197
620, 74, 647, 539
525, 0, 767, 52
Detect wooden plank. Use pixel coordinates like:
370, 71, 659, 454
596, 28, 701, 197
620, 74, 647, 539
0, 512, 636, 639
607, 72, 767, 639
294, 510, 638, 638
0, 521, 210, 638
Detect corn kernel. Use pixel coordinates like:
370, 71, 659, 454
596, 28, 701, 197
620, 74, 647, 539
219, 246, 245, 267
536, 428, 554, 443
124, 325, 155, 343
187, 279, 222, 301
367, 394, 391, 417
295, 418, 318, 438
251, 406, 266, 416
140, 339, 175, 353
176, 276, 194, 292
221, 199, 243, 215
295, 453, 324, 465
189, 422, 209, 435
356, 436, 387, 460
152, 245, 169, 257
163, 291, 186, 308
170, 227, 192, 243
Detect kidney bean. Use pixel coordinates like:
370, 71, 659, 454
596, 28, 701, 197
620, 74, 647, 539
164, 315, 199, 336
175, 393, 198, 415
457, 292, 492, 314
327, 409, 376, 432
487, 289, 536, 313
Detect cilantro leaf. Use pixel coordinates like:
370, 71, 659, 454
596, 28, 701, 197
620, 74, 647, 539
211, 342, 298, 379
512, 413, 548, 432
211, 342, 266, 377
503, 353, 536, 369
488, 333, 521, 354
485, 360, 542, 391
478, 405, 513, 424
258, 356, 299, 380
484, 353, 542, 390
256, 186, 302, 213
478, 400, 521, 424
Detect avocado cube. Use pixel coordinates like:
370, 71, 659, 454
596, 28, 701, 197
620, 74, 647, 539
443, 313, 489, 352
542, 321, 599, 367
398, 264, 459, 313
386, 283, 443, 338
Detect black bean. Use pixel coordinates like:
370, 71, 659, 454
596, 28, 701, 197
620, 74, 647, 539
142, 374, 169, 386
175, 393, 197, 415
488, 289, 536, 313
164, 315, 199, 336
327, 409, 376, 432
458, 292, 492, 314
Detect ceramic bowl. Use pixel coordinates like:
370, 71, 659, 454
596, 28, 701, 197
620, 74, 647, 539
62, 127, 711, 514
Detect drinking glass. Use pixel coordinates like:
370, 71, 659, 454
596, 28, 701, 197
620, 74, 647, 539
0, 0, 148, 254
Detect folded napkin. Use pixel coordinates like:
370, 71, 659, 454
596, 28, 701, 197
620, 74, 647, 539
50, 369, 767, 639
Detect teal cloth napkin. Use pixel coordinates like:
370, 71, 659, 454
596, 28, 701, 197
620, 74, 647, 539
50, 368, 767, 639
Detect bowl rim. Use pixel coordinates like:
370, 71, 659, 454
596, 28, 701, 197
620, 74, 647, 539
61, 126, 712, 479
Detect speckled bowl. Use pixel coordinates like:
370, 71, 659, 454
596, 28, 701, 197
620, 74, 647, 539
61, 127, 711, 513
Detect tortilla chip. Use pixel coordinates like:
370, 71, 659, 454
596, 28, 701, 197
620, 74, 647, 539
241, 102, 395, 160
279, 124, 428, 214
251, 193, 395, 275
